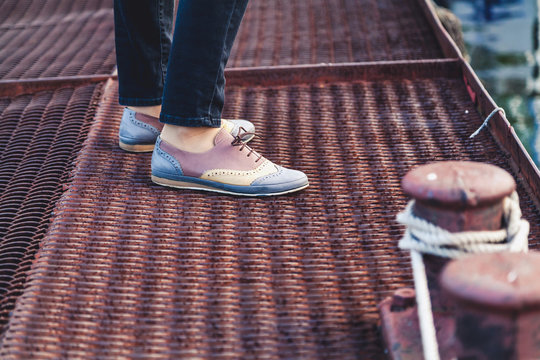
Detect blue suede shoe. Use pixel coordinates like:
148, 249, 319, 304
151, 128, 309, 196
118, 108, 256, 152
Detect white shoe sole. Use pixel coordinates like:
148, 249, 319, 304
151, 175, 308, 197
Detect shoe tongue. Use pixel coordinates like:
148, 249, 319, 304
214, 127, 233, 146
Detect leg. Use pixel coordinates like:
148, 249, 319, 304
151, 0, 309, 196
160, 0, 249, 127
160, 0, 250, 152
113, 0, 174, 113
114, 0, 255, 152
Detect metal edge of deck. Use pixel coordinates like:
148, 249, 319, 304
0, 75, 117, 98
0, 59, 461, 98
461, 59, 540, 210
418, 0, 540, 210
416, 0, 463, 59
224, 59, 462, 87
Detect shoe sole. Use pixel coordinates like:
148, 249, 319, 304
119, 141, 155, 153
151, 175, 308, 197
119, 134, 256, 153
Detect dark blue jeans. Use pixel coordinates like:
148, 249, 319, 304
114, 0, 249, 127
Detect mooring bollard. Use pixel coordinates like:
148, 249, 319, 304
441, 252, 540, 360
400, 161, 516, 311
379, 160, 528, 360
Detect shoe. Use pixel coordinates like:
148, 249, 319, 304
118, 108, 255, 152
151, 128, 309, 196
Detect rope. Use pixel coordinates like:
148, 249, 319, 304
469, 107, 506, 139
397, 191, 529, 360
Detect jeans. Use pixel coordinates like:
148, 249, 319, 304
113, 0, 250, 127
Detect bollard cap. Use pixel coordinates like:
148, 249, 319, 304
402, 161, 515, 209
441, 252, 540, 312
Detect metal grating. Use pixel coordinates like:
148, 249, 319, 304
0, 0, 445, 82
1, 72, 539, 359
0, 0, 115, 80
229, 0, 444, 67
0, 0, 538, 359
0, 84, 102, 337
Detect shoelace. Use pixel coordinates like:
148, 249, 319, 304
231, 127, 262, 162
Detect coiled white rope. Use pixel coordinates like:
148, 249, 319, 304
397, 191, 529, 360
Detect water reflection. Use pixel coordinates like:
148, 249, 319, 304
436, 0, 539, 164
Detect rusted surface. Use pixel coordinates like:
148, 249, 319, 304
460, 60, 540, 213
415, 0, 463, 59
0, 84, 101, 337
390, 288, 416, 311
3, 66, 540, 358
0, 0, 115, 80
0, 0, 444, 81
224, 59, 462, 87
0, 0, 540, 359
0, 75, 115, 97
379, 290, 422, 360
442, 252, 540, 359
379, 289, 456, 360
230, 0, 444, 67
402, 161, 516, 209
417, 0, 540, 220
404, 161, 516, 232
443, 252, 540, 312
381, 161, 520, 359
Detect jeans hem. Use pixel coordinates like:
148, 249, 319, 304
159, 113, 221, 127
119, 96, 162, 106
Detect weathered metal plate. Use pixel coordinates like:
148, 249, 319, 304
0, 84, 101, 337
229, 0, 444, 67
0, 0, 539, 359
1, 65, 540, 358
0, 0, 115, 80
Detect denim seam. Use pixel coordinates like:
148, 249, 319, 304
118, 96, 162, 106
158, 0, 166, 91
160, 113, 221, 127
207, 0, 237, 120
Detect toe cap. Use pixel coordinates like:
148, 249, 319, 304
251, 165, 308, 187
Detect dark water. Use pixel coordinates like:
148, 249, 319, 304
437, 0, 540, 164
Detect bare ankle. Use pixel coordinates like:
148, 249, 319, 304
161, 124, 221, 153
128, 105, 161, 118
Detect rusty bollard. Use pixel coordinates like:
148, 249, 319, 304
379, 161, 517, 359
441, 252, 540, 360
401, 161, 516, 310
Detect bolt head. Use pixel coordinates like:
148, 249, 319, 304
391, 288, 416, 311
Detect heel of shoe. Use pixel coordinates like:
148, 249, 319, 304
151, 138, 184, 177
118, 140, 155, 153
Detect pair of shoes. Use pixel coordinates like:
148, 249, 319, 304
118, 108, 309, 196
118, 108, 255, 152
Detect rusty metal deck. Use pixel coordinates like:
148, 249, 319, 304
0, 0, 539, 359
229, 0, 444, 67
0, 0, 115, 80
0, 84, 102, 338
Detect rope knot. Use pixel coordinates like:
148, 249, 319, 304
397, 191, 529, 258
396, 191, 529, 360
